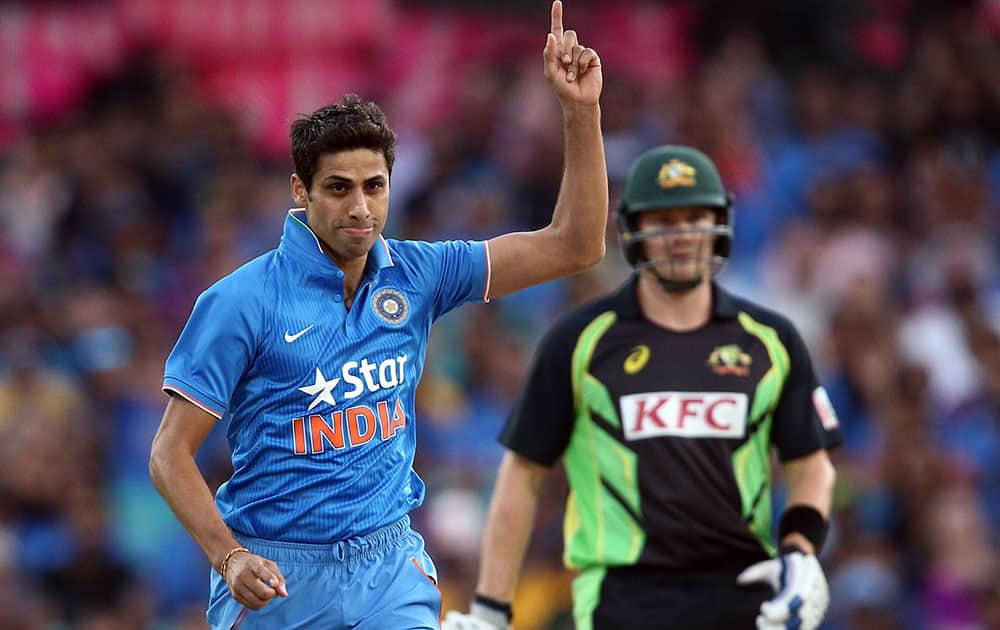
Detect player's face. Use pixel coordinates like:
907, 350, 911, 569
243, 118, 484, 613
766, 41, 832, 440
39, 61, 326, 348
636, 207, 716, 285
294, 148, 389, 266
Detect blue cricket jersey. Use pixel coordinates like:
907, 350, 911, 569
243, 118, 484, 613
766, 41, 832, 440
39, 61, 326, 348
163, 209, 490, 542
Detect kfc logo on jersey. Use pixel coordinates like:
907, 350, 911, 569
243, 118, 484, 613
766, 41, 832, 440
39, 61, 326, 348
620, 391, 748, 441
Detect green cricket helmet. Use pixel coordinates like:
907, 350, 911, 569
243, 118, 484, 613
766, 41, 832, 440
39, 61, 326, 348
616, 144, 734, 270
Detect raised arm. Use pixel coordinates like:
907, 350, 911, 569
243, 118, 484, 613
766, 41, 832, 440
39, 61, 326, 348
486, 0, 607, 299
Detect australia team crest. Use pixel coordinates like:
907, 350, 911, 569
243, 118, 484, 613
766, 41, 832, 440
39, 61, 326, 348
372, 288, 409, 325
707, 344, 751, 376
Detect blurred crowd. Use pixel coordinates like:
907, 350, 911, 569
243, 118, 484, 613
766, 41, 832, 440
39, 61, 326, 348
1, 0, 1000, 628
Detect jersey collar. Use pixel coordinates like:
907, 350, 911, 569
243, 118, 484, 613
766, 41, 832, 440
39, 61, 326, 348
616, 273, 740, 321
280, 208, 394, 275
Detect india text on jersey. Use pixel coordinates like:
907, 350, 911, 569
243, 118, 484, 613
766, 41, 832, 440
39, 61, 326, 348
291, 399, 407, 454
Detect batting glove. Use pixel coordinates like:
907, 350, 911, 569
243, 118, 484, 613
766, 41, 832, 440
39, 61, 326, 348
736, 548, 830, 630
442, 602, 511, 630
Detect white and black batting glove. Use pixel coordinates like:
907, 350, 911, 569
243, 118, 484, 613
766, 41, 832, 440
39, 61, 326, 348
442, 597, 512, 630
737, 547, 830, 630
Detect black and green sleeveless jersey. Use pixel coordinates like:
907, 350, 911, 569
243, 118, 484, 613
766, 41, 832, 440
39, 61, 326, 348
499, 275, 841, 573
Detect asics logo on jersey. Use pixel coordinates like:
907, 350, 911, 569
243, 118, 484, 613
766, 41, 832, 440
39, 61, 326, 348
620, 391, 748, 440
624, 345, 651, 374
284, 324, 315, 342
298, 354, 409, 410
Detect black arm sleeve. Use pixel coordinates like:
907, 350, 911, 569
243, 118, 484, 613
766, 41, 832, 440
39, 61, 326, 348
498, 318, 582, 467
771, 322, 843, 461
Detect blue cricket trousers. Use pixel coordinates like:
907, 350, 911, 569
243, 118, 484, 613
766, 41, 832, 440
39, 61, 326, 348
207, 516, 441, 629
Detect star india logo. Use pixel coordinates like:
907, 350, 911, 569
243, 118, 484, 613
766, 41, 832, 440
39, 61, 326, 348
299, 367, 340, 411
657, 159, 697, 188
372, 288, 409, 325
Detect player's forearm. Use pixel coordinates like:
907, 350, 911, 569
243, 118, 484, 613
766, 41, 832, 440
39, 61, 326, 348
475, 453, 548, 602
548, 103, 608, 270
149, 446, 241, 572
476, 502, 537, 602
781, 450, 836, 554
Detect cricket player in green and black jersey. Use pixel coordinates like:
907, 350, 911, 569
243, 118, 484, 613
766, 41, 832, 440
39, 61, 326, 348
444, 146, 842, 630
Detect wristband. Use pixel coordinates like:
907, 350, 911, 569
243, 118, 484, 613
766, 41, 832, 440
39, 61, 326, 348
778, 505, 828, 554
473, 593, 513, 623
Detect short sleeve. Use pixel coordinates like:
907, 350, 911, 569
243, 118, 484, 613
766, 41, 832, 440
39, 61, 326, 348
163, 284, 261, 419
771, 324, 843, 461
412, 240, 490, 320
499, 320, 579, 467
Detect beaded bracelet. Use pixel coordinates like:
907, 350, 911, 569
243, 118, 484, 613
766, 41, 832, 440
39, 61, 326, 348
219, 546, 250, 578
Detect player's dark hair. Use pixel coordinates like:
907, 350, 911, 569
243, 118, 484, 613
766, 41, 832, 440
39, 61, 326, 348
290, 94, 398, 192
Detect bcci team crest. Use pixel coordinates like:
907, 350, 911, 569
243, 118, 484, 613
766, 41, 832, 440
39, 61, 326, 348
657, 159, 697, 188
372, 288, 409, 325
708, 344, 751, 376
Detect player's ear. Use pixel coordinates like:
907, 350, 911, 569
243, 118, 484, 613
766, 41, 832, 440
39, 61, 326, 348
290, 173, 308, 206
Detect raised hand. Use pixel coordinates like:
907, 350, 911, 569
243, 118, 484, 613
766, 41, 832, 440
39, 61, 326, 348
543, 0, 602, 107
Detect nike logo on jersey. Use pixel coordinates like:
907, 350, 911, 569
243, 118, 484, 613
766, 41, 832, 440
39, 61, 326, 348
284, 325, 315, 343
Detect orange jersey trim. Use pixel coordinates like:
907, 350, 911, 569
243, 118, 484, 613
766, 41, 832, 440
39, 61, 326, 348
162, 384, 224, 419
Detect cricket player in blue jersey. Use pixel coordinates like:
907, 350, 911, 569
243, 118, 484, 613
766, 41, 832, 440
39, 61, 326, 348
148, 2, 604, 628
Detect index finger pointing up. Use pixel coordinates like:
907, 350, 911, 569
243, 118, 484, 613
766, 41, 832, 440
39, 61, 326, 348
551, 0, 564, 40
